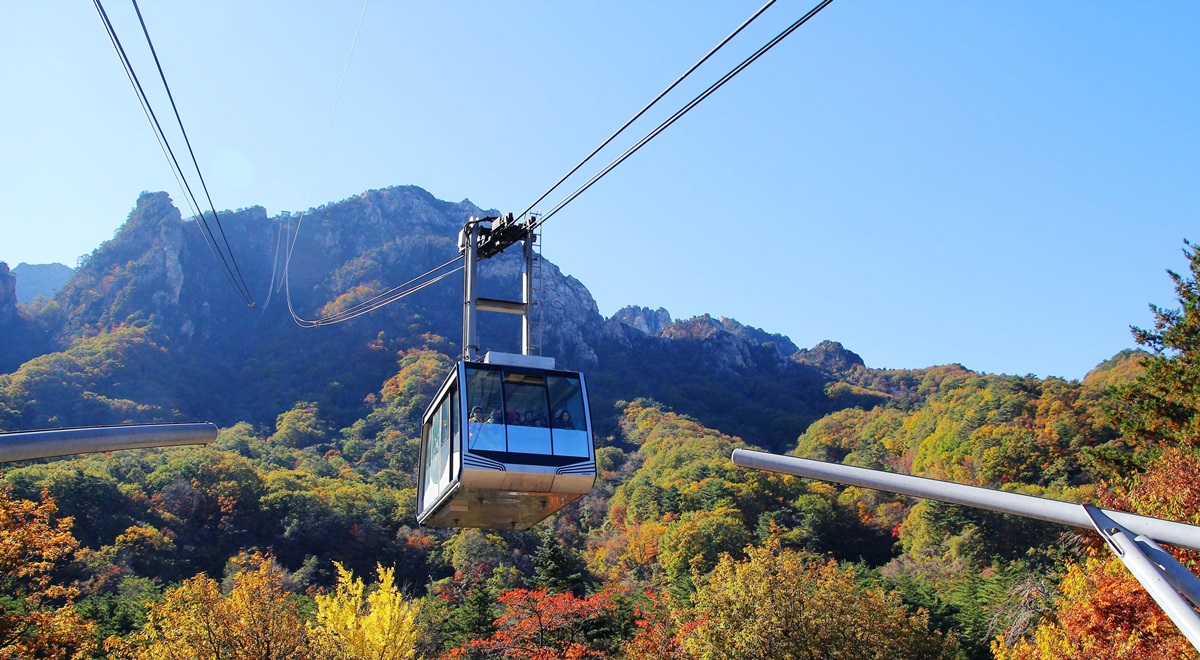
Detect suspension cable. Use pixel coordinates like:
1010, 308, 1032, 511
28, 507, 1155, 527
288, 256, 464, 327
92, 0, 254, 305
131, 0, 255, 305
515, 0, 779, 223
533, 0, 834, 231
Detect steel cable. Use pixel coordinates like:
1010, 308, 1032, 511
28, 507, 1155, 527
533, 0, 835, 231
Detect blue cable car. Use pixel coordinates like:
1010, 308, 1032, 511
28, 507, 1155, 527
416, 352, 596, 530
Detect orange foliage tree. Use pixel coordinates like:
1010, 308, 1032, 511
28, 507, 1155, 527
994, 448, 1200, 659
441, 587, 618, 660
622, 590, 691, 660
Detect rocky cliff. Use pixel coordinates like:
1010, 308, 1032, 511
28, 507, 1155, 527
792, 340, 865, 374
609, 306, 672, 337
0, 262, 16, 325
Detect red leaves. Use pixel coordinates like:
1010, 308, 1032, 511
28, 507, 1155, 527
441, 587, 617, 660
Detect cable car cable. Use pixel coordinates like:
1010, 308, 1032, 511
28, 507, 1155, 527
284, 0, 423, 329
92, 0, 251, 304
309, 255, 461, 323
297, 266, 462, 327
130, 0, 256, 307
288, 257, 464, 328
270, 0, 471, 329
300, 257, 462, 324
258, 217, 286, 314
515, 0, 779, 224
532, 0, 834, 231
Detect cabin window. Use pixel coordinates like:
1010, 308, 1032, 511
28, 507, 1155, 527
504, 372, 551, 454
465, 368, 506, 451
547, 375, 589, 457
422, 392, 453, 511
461, 365, 589, 462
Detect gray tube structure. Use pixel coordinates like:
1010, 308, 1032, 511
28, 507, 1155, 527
1082, 504, 1200, 650
0, 423, 217, 463
731, 448, 1200, 552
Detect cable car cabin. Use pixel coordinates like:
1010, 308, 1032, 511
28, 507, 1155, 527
416, 352, 596, 530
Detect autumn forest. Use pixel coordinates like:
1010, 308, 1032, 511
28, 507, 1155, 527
2, 187, 1200, 659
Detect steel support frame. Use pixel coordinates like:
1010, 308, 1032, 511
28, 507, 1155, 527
460, 216, 535, 361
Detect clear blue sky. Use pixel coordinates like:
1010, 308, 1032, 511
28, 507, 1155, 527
2, 1, 1197, 380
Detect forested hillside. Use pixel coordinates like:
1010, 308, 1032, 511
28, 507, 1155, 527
1, 188, 1197, 658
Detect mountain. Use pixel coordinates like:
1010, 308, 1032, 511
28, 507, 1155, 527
0, 186, 866, 450
0, 262, 49, 372
0, 183, 1131, 451
0, 183, 1169, 659
11, 262, 73, 302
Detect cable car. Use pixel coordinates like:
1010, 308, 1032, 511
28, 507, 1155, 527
416, 351, 596, 530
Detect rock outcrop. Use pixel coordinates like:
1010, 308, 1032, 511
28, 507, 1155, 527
0, 262, 17, 325
792, 340, 865, 374
609, 306, 672, 337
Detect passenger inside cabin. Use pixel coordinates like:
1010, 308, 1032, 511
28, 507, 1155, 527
554, 410, 575, 430
470, 407, 485, 423
522, 411, 538, 427
489, 409, 503, 424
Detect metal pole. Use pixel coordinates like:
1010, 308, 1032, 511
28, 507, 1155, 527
0, 423, 217, 463
1136, 534, 1200, 608
1082, 504, 1200, 650
521, 233, 533, 356
730, 449, 1200, 551
461, 220, 480, 361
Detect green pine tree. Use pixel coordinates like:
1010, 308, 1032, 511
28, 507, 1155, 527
449, 580, 496, 646
531, 527, 592, 596
1116, 239, 1200, 448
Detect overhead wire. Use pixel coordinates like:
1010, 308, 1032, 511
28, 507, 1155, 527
281, 0, 469, 329
236, 0, 831, 326
259, 217, 285, 314
291, 258, 464, 328
91, 0, 255, 306
282, 0, 377, 328
130, 0, 255, 306
515, 0, 778, 223
289, 0, 834, 328
93, 0, 224, 284
532, 0, 835, 231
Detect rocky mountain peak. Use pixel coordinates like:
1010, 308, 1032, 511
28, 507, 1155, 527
0, 262, 16, 324
609, 306, 672, 336
715, 316, 799, 359
792, 340, 865, 373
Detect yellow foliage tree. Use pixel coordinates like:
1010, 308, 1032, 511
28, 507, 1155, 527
120, 551, 308, 660
685, 539, 958, 660
308, 562, 420, 660
0, 482, 95, 660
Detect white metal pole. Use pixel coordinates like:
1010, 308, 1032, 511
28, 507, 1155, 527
1083, 504, 1200, 650
0, 423, 216, 463
521, 234, 533, 356
730, 449, 1200, 551
461, 221, 480, 361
